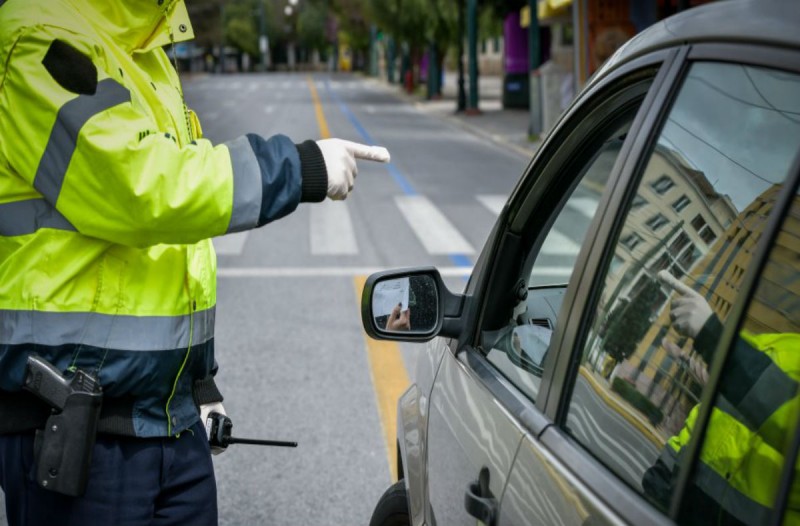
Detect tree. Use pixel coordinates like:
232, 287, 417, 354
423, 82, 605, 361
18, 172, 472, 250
425, 0, 459, 98
225, 2, 260, 58
370, 0, 456, 92
602, 278, 663, 373
297, 2, 329, 52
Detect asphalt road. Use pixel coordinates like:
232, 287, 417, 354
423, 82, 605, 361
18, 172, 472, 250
187, 72, 527, 525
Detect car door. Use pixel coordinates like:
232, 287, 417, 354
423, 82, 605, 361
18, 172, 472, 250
502, 45, 800, 525
424, 48, 675, 526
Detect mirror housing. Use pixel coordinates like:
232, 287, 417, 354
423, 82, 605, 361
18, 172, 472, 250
361, 267, 465, 342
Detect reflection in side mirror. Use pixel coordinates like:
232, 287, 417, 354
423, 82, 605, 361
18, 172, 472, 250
372, 275, 438, 335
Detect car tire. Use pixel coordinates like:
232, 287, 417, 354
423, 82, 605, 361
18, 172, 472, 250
369, 480, 411, 526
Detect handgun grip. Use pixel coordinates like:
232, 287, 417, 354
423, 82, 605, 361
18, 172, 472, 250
24, 355, 71, 410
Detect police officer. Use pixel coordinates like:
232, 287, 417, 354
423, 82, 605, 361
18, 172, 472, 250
0, 0, 389, 524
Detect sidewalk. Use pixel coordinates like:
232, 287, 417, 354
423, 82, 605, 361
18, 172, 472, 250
372, 71, 541, 159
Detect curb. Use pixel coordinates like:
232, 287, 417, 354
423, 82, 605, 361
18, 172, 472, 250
367, 78, 539, 160
578, 366, 665, 448
415, 102, 539, 160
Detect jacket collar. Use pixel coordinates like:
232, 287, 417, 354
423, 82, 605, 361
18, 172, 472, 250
64, 0, 194, 53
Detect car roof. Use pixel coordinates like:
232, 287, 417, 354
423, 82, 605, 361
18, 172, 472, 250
597, 0, 800, 79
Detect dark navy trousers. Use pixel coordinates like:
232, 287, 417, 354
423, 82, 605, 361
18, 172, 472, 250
0, 421, 217, 526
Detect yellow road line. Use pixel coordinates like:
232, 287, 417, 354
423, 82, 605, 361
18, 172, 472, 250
578, 367, 665, 447
306, 76, 330, 139
353, 275, 411, 482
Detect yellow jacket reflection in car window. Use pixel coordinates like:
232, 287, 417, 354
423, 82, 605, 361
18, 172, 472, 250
644, 322, 800, 525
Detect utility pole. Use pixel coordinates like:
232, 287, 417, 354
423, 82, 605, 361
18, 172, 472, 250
527, 0, 542, 137
259, 1, 269, 71
387, 37, 396, 83
456, 0, 467, 111
219, 1, 225, 73
370, 25, 379, 77
427, 43, 439, 99
466, 0, 479, 114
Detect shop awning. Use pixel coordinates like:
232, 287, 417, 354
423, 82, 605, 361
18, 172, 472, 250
521, 0, 572, 27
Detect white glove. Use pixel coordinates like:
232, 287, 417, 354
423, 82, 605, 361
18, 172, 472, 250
200, 401, 227, 455
657, 270, 713, 339
316, 139, 390, 200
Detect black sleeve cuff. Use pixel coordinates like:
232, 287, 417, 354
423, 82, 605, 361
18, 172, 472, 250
193, 376, 224, 406
694, 314, 723, 364
295, 140, 328, 203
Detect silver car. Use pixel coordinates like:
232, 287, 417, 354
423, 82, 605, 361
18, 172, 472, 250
362, 1, 800, 525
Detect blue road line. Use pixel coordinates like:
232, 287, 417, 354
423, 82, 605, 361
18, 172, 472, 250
324, 78, 472, 271
449, 254, 473, 268
324, 80, 417, 196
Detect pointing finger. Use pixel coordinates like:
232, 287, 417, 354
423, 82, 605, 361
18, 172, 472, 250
339, 140, 391, 163
657, 270, 695, 296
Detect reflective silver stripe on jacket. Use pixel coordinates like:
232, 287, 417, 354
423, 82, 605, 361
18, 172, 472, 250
693, 462, 772, 525
0, 307, 214, 351
0, 198, 76, 236
735, 361, 799, 430
224, 135, 263, 233
33, 78, 131, 203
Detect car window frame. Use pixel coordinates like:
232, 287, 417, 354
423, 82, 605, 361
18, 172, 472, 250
544, 41, 800, 525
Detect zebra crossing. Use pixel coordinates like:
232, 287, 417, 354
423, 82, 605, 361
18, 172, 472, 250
394, 195, 475, 255
213, 194, 600, 270
188, 79, 384, 93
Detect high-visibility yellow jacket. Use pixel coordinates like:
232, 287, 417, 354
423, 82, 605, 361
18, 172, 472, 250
0, 0, 327, 437
653, 330, 800, 524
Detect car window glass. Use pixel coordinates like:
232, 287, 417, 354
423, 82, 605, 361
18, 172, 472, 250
485, 112, 639, 404
674, 187, 800, 526
562, 62, 800, 509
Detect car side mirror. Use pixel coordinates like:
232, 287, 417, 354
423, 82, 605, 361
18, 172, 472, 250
361, 267, 465, 342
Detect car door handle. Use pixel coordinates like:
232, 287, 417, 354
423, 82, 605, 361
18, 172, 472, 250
464, 467, 497, 526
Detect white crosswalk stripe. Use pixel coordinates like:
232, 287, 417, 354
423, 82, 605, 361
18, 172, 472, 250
566, 197, 600, 219
476, 194, 506, 216
310, 201, 359, 255
396, 195, 475, 255
479, 194, 581, 256
541, 231, 581, 255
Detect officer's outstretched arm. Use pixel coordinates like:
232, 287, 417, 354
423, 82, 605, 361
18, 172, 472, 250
1, 29, 385, 247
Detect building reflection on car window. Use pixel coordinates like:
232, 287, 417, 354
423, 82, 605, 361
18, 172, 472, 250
563, 61, 800, 520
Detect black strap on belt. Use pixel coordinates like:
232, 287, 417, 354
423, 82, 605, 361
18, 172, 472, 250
0, 376, 223, 436
0, 391, 136, 435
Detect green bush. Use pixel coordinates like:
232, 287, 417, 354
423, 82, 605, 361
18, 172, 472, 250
611, 377, 663, 426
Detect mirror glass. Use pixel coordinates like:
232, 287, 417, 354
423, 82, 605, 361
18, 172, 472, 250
372, 275, 438, 334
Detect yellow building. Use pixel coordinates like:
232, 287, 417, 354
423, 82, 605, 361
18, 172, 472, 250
621, 184, 793, 435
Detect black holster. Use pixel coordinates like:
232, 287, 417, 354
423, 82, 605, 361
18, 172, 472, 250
33, 390, 102, 497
